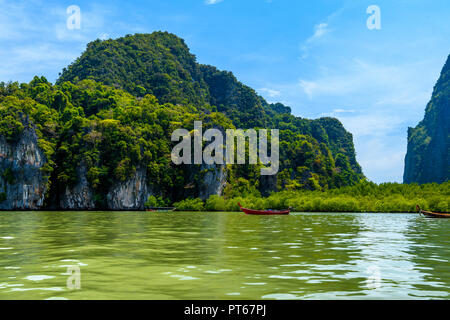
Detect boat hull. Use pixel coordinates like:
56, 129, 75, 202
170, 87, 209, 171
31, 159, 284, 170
238, 203, 290, 215
242, 209, 290, 215
421, 210, 450, 218
146, 207, 176, 212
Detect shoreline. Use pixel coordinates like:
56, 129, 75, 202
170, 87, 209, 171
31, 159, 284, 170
0, 210, 425, 213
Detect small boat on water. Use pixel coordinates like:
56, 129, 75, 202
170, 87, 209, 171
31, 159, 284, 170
416, 205, 450, 218
146, 207, 176, 212
238, 202, 290, 215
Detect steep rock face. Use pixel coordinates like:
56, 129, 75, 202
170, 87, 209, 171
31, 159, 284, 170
404, 55, 450, 184
0, 127, 48, 209
59, 165, 154, 210
59, 164, 95, 210
259, 175, 277, 197
198, 164, 227, 200
314, 117, 363, 177
106, 167, 153, 210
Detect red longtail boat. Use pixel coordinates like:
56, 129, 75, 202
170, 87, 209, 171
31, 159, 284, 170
238, 202, 290, 215
416, 205, 450, 218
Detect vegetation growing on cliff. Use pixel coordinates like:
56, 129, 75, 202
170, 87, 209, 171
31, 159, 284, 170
0, 77, 235, 206
1, 32, 366, 207
404, 54, 449, 184
56, 32, 364, 189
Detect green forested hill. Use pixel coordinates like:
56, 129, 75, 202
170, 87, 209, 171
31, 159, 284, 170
404, 55, 449, 184
1, 32, 365, 209
58, 32, 210, 106
58, 32, 363, 183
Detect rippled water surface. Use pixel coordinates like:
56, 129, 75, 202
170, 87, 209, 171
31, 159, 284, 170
0, 211, 449, 299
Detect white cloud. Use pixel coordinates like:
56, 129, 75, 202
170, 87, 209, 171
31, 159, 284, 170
258, 88, 281, 98
205, 0, 224, 5
312, 23, 329, 39
51, 5, 109, 42
328, 111, 410, 182
298, 59, 433, 108
299, 5, 347, 60
333, 108, 356, 113
338, 112, 406, 137
320, 108, 356, 117
99, 33, 109, 41
0, 44, 79, 82
353, 136, 406, 183
0, 2, 114, 83
300, 23, 331, 59
260, 57, 440, 182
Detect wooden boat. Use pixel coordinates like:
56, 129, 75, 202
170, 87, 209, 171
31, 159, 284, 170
416, 205, 450, 218
238, 202, 290, 215
146, 207, 176, 212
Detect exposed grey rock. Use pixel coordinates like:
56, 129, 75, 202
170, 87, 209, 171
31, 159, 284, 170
60, 164, 95, 210
404, 54, 450, 184
259, 174, 277, 197
106, 167, 153, 210
0, 127, 48, 210
198, 164, 227, 200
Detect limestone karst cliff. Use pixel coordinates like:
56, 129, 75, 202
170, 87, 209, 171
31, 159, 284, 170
0, 124, 48, 209
0, 32, 364, 209
404, 55, 450, 184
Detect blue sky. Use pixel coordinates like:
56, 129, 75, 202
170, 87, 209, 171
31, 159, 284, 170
0, 0, 449, 183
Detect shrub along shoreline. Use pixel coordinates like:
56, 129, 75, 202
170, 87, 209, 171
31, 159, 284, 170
173, 181, 450, 213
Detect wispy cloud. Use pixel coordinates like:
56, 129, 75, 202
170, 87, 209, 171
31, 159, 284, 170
300, 23, 331, 59
311, 23, 329, 39
320, 108, 356, 116
258, 88, 281, 98
50, 4, 111, 42
205, 0, 224, 5
0, 44, 79, 82
298, 4, 350, 60
298, 59, 433, 106
0, 2, 116, 82
254, 56, 440, 182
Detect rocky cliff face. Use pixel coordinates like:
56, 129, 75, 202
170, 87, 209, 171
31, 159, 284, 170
106, 167, 154, 210
60, 165, 154, 210
404, 55, 450, 184
0, 127, 156, 210
0, 126, 48, 209
198, 164, 227, 200
0, 126, 222, 210
59, 164, 96, 210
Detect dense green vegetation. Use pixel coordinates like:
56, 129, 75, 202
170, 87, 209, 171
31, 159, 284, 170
0, 32, 368, 209
56, 32, 364, 191
1, 32, 448, 212
174, 181, 450, 213
0, 77, 236, 206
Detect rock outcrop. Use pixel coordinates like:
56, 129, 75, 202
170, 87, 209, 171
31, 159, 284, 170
198, 164, 227, 200
0, 32, 366, 209
0, 126, 48, 209
60, 164, 96, 210
106, 167, 154, 210
404, 54, 450, 184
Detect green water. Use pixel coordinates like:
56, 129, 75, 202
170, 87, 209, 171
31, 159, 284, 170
0, 211, 449, 300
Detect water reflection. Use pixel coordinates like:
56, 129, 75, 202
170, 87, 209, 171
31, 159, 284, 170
0, 211, 448, 299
